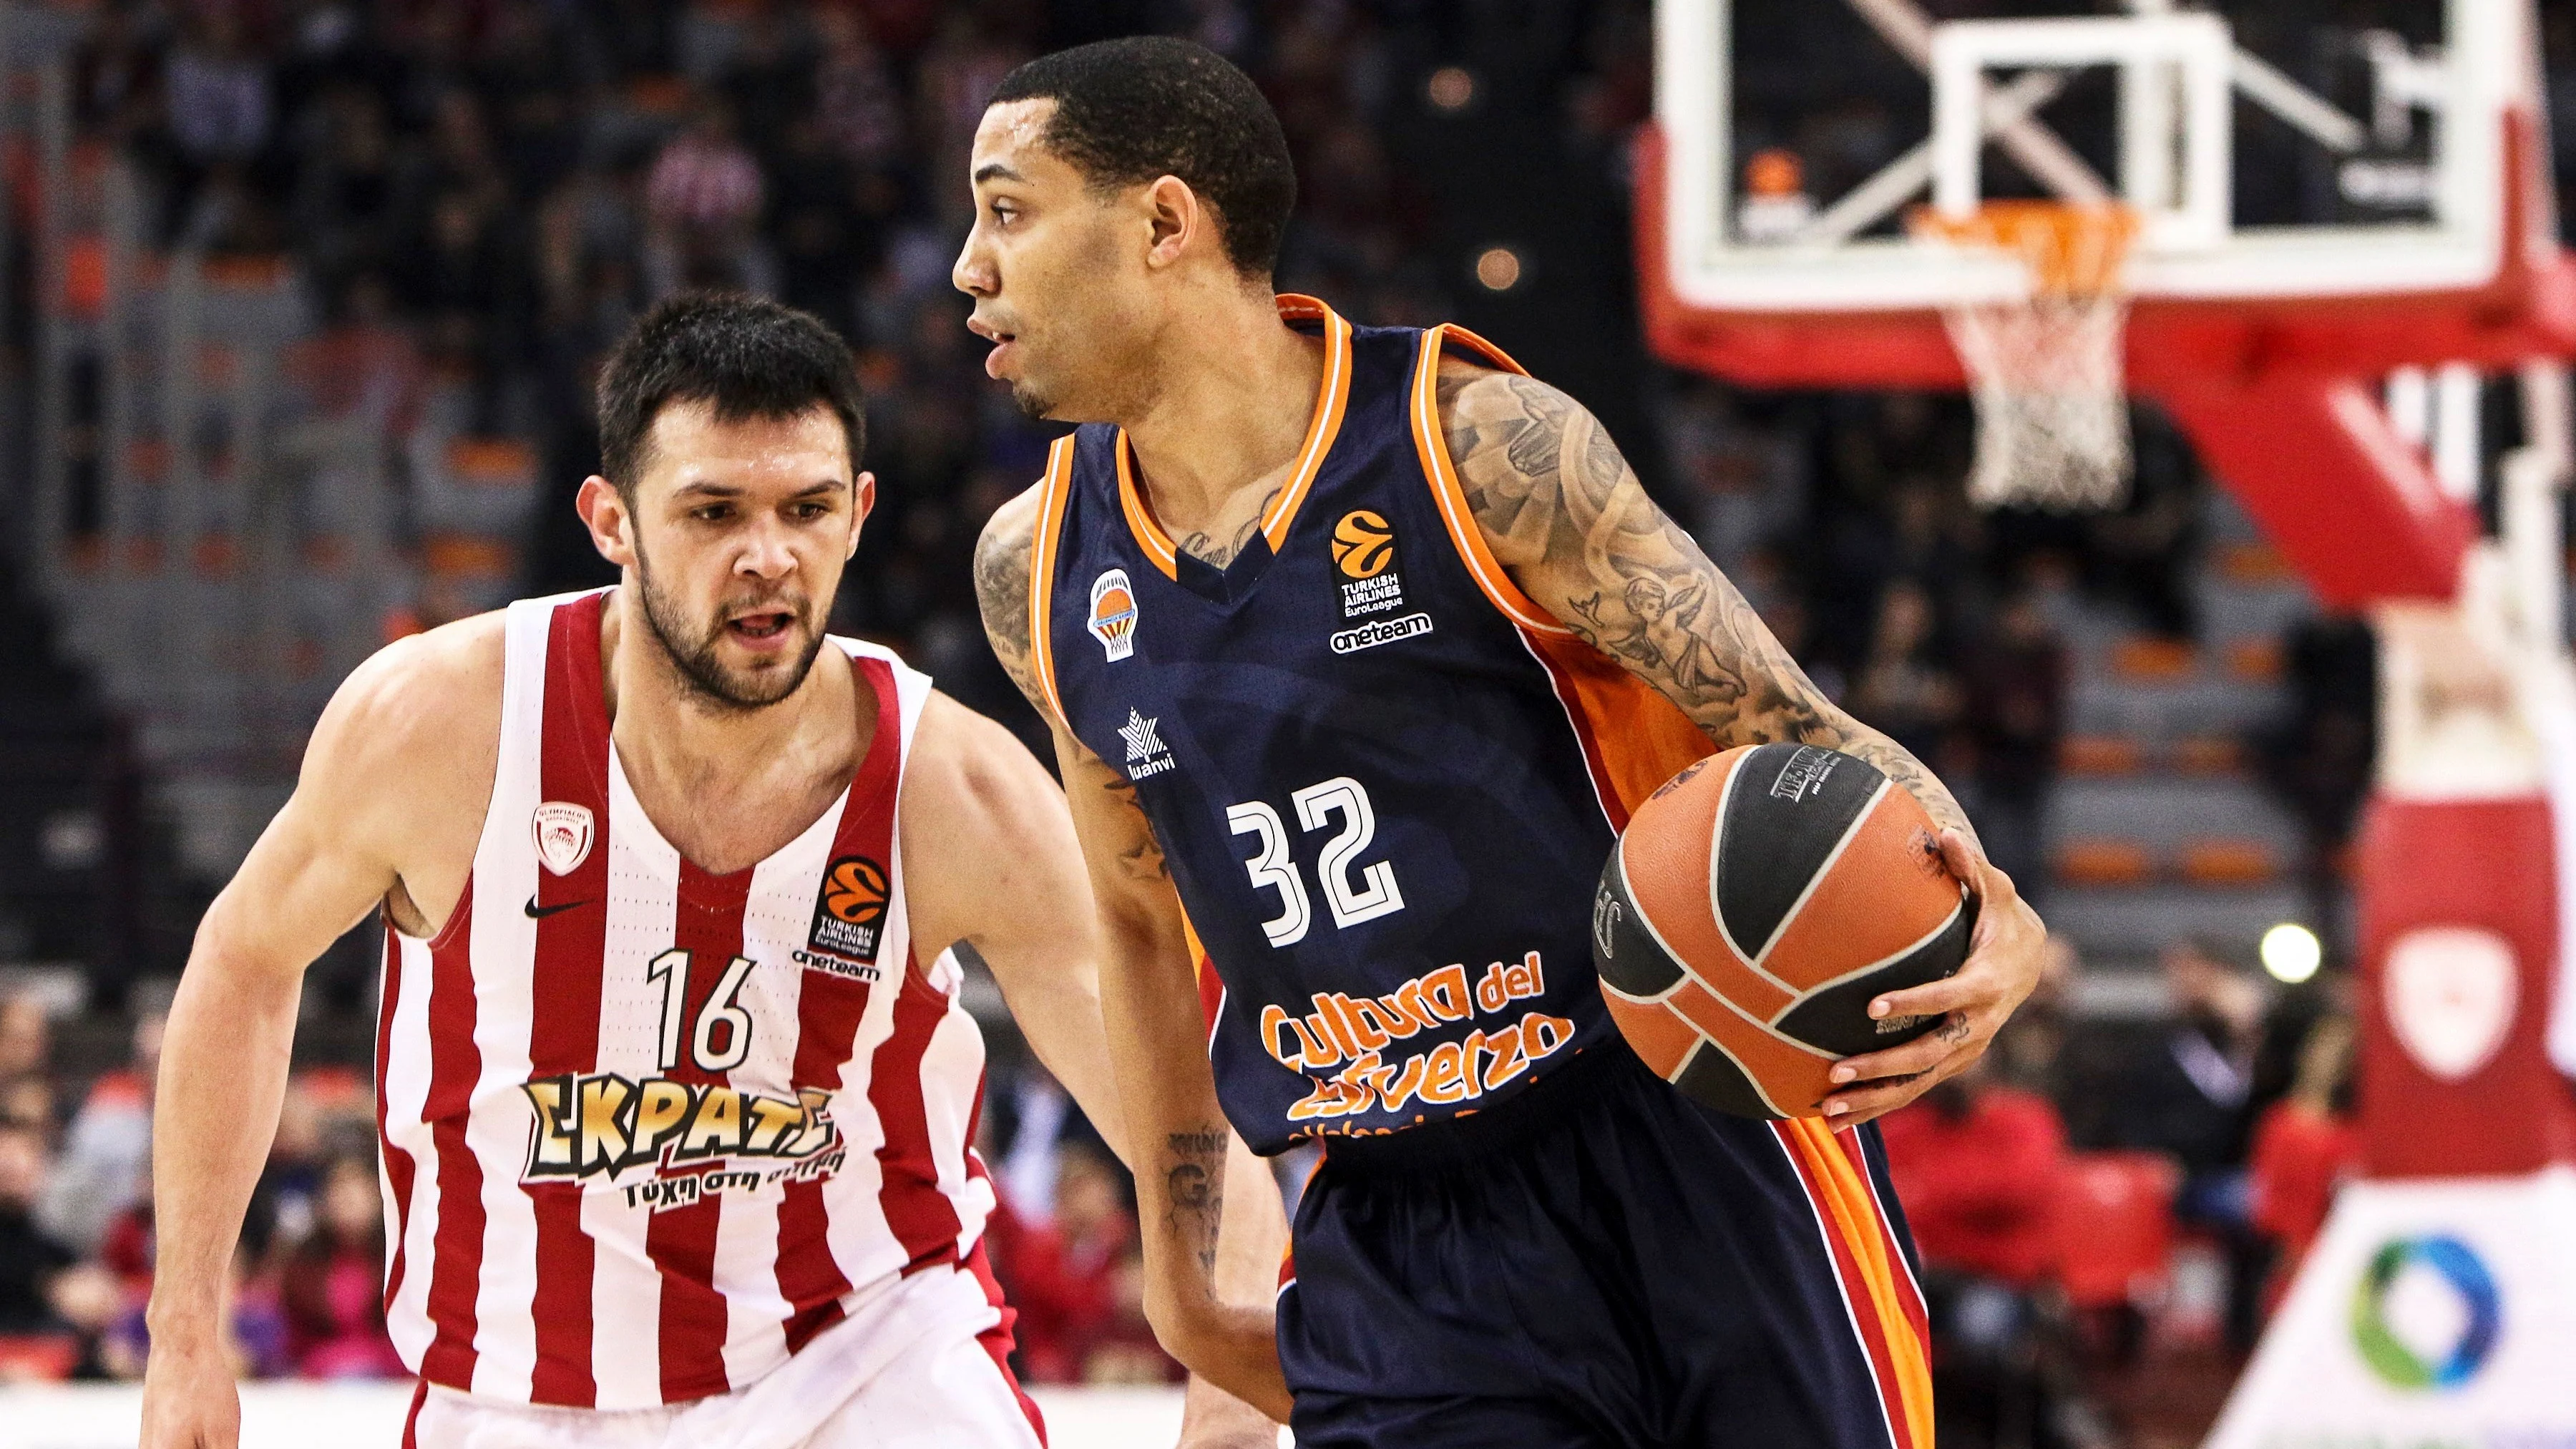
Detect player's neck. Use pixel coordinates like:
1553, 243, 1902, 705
597, 592, 858, 850
1118, 289, 1324, 533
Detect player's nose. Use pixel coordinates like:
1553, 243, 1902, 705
952, 235, 995, 298
736, 519, 798, 580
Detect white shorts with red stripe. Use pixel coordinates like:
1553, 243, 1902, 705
403, 1257, 1046, 1449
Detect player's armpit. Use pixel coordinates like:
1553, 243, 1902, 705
911, 693, 1289, 1433
1434, 358, 1984, 851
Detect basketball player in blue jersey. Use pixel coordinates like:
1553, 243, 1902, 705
961, 37, 2048, 1449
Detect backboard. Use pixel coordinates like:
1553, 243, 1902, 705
1642, 0, 2570, 394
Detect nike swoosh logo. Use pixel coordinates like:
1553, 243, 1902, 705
524, 897, 590, 919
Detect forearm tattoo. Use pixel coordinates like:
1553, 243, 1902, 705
1436, 364, 1981, 849
1163, 1127, 1229, 1276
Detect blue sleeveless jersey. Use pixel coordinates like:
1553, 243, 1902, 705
1029, 296, 1714, 1156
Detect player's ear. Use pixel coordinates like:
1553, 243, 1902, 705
847, 472, 876, 560
576, 475, 638, 570
1142, 175, 1199, 270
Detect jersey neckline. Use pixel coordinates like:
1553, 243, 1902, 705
1112, 293, 1354, 590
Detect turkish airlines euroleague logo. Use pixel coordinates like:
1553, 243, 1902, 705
802, 855, 887, 975
1331, 509, 1397, 579
1327, 508, 1431, 654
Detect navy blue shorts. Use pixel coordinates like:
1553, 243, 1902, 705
1274, 1044, 1933, 1449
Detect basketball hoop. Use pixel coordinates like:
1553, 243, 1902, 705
1911, 201, 2142, 512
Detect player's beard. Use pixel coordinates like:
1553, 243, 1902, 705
1008, 379, 1055, 421
633, 542, 827, 711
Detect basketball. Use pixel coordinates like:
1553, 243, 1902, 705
1591, 743, 1975, 1119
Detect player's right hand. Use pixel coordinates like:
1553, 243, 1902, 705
139, 1337, 242, 1449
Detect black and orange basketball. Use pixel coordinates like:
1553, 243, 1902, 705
823, 857, 888, 925
1331, 509, 1396, 578
1590, 743, 1974, 1119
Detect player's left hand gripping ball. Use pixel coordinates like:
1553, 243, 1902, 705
1823, 830, 2045, 1123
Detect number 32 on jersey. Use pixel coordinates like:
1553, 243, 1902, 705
1225, 776, 1404, 947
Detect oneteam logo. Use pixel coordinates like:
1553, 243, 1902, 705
1329, 612, 1433, 655
2349, 1234, 2502, 1392
1088, 569, 1139, 662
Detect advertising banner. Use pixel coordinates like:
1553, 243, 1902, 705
2205, 1170, 2576, 1448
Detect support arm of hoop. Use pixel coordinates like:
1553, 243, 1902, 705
2156, 374, 2475, 608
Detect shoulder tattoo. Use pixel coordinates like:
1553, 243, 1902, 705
972, 497, 1043, 710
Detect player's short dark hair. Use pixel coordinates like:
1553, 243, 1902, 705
595, 293, 866, 499
987, 36, 1296, 279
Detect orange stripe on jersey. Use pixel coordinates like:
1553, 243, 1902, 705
1113, 436, 1183, 581
1779, 1118, 1936, 1449
1408, 323, 1715, 828
1178, 905, 1224, 1048
1522, 630, 1714, 830
1407, 326, 1564, 636
1026, 435, 1078, 728
1113, 295, 1356, 580
1258, 299, 1354, 553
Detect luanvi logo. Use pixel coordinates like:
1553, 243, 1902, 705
1118, 709, 1176, 779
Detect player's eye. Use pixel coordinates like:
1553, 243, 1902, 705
989, 200, 1016, 225
790, 501, 831, 520
691, 504, 732, 522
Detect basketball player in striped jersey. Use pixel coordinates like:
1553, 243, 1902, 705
140, 297, 1284, 1448
962, 39, 2050, 1447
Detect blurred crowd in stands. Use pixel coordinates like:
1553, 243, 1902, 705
1873, 935, 2358, 1447
8, 0, 2574, 1441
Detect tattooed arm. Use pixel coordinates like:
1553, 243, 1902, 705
1438, 361, 2048, 1123
1436, 363, 1974, 841
975, 493, 1294, 1430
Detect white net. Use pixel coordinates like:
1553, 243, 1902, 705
1913, 202, 2141, 512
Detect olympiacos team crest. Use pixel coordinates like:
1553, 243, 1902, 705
532, 801, 595, 875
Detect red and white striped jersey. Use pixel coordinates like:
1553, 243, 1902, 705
374, 588, 996, 1409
